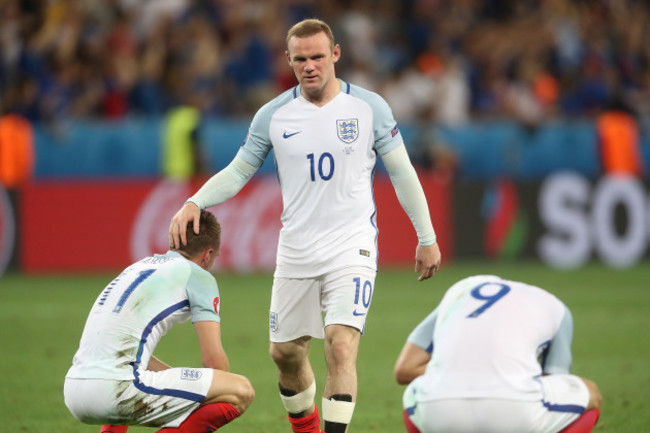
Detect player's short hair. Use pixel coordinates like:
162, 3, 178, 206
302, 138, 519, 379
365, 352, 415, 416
175, 210, 221, 258
286, 18, 335, 51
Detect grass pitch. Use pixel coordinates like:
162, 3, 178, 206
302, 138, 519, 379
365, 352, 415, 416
1, 261, 648, 432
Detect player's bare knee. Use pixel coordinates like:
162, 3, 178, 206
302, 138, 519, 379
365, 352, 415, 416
269, 340, 308, 369
582, 378, 602, 410
236, 377, 255, 412
326, 338, 352, 364
269, 343, 292, 367
325, 331, 358, 369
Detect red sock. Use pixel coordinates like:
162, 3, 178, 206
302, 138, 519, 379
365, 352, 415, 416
156, 402, 241, 433
559, 409, 600, 433
402, 409, 421, 433
288, 405, 321, 433
100, 426, 128, 433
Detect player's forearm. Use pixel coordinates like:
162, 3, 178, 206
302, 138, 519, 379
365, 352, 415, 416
394, 342, 431, 385
188, 156, 257, 209
203, 352, 230, 372
397, 363, 427, 385
382, 146, 436, 245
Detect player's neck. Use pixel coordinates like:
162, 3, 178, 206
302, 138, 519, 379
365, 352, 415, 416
302, 78, 341, 107
174, 249, 202, 267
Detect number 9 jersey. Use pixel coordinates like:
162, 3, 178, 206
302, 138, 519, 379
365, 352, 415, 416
237, 80, 403, 278
406, 274, 573, 402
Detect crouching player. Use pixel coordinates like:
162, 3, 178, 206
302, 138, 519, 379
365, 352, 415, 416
394, 275, 602, 433
64, 210, 254, 433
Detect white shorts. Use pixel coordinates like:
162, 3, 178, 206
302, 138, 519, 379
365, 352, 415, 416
403, 374, 590, 433
64, 366, 214, 428
269, 266, 377, 342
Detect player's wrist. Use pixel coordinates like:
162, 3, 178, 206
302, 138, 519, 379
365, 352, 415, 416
418, 233, 437, 246
185, 199, 202, 210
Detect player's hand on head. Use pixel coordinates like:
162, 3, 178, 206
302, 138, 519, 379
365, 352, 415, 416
169, 201, 201, 249
415, 242, 441, 281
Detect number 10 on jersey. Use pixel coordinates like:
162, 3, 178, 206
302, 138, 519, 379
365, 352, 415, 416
307, 152, 335, 181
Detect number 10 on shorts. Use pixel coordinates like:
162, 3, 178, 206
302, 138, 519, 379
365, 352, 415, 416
353, 277, 372, 316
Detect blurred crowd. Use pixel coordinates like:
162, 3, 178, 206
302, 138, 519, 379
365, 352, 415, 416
1, 0, 650, 127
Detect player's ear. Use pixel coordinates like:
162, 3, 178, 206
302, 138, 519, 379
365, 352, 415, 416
332, 44, 341, 63
200, 248, 214, 269
285, 50, 292, 66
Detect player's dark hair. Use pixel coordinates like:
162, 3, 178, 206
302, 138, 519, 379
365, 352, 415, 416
286, 18, 335, 51
175, 210, 221, 258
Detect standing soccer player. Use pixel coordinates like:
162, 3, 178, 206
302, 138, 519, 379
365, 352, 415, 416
65, 211, 254, 433
395, 275, 602, 433
169, 19, 441, 433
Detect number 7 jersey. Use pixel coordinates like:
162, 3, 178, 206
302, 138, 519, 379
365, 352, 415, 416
237, 80, 403, 278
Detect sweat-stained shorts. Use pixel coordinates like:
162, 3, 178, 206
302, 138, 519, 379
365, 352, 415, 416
64, 366, 214, 428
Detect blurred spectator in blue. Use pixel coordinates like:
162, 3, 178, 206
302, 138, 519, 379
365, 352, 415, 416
0, 0, 649, 125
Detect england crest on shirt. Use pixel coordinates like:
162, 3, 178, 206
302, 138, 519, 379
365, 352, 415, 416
336, 118, 359, 144
180, 368, 202, 381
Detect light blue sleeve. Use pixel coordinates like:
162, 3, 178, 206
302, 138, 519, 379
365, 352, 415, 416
348, 84, 403, 155
236, 88, 296, 167
542, 304, 573, 374
406, 308, 439, 355
185, 264, 221, 323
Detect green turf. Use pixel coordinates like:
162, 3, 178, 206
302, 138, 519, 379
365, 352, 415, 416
0, 261, 648, 432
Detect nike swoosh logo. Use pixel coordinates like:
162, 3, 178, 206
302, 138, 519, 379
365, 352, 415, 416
283, 131, 301, 139
352, 310, 366, 317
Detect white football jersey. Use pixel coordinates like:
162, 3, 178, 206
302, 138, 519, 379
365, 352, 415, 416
237, 80, 403, 278
407, 275, 573, 401
66, 251, 221, 380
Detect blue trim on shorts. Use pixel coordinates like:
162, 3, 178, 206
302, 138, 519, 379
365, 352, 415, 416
542, 400, 584, 414
404, 383, 418, 417
405, 405, 416, 416
130, 300, 205, 403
